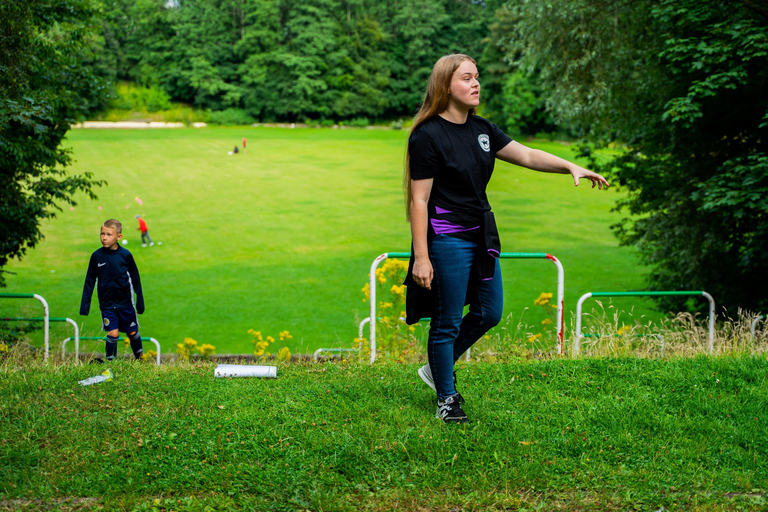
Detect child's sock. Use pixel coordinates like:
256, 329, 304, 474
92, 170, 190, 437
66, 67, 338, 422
129, 332, 144, 359
106, 335, 119, 361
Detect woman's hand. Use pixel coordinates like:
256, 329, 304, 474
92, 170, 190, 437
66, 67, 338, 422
412, 257, 433, 290
570, 166, 610, 189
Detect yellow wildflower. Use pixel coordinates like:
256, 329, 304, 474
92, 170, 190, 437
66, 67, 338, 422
617, 325, 631, 336
527, 333, 542, 343
391, 284, 406, 297
541, 318, 553, 326
361, 282, 371, 302
277, 346, 291, 362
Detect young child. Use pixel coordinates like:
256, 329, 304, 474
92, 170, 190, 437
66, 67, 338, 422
80, 219, 146, 361
135, 214, 153, 247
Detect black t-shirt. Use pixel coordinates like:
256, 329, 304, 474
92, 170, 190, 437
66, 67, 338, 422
408, 114, 513, 242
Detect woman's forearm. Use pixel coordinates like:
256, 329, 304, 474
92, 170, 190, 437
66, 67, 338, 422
410, 198, 430, 260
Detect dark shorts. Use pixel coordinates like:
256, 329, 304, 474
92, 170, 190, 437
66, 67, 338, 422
101, 308, 140, 334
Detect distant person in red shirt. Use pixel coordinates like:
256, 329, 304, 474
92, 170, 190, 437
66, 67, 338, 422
135, 215, 153, 247
242, 137, 247, 154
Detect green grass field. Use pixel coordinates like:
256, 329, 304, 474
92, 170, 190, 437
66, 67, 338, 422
1, 357, 767, 511
2, 126, 661, 356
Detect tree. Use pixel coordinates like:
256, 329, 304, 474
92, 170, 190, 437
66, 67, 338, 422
511, 0, 768, 313
0, 0, 106, 287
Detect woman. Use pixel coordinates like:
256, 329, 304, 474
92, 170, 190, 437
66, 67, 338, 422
405, 54, 609, 424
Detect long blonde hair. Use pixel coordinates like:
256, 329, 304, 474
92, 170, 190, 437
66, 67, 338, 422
403, 53, 477, 221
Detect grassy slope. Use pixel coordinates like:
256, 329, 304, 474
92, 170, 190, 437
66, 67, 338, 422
1, 358, 767, 511
2, 127, 659, 355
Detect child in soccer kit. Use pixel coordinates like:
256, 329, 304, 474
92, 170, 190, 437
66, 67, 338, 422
80, 219, 146, 361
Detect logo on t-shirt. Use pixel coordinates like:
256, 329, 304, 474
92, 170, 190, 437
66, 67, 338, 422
478, 134, 491, 152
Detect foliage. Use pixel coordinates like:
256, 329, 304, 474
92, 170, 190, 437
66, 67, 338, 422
1, 357, 767, 510
0, 0, 107, 287
176, 337, 216, 361
511, 0, 768, 313
208, 108, 255, 126
88, 0, 498, 123
109, 82, 172, 113
249, 329, 292, 361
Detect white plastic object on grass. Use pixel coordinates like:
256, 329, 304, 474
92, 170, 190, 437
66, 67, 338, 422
214, 364, 276, 378
121, 239, 128, 245
79, 368, 113, 386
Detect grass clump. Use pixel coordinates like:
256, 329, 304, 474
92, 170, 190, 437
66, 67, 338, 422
1, 356, 767, 511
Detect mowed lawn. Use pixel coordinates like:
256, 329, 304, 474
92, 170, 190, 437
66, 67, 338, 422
2, 126, 658, 355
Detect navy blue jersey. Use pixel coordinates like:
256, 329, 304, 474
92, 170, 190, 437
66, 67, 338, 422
80, 246, 144, 315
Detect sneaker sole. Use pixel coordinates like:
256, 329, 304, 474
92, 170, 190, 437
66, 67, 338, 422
435, 410, 470, 424
417, 366, 436, 392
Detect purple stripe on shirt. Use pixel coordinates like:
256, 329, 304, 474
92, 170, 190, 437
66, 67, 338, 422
435, 206, 453, 215
487, 248, 500, 258
431, 218, 480, 235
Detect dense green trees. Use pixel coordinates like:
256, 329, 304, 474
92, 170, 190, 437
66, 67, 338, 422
0, 0, 105, 287
513, 0, 768, 313
92, 0, 503, 123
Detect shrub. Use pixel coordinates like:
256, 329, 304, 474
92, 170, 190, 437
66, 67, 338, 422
208, 108, 255, 126
348, 117, 369, 128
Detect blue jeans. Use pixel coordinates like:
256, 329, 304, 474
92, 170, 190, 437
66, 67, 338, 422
427, 234, 503, 399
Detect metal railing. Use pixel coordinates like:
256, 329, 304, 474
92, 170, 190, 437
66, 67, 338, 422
0, 293, 50, 361
362, 252, 565, 363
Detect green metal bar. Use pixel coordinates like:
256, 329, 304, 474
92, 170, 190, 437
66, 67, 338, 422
591, 291, 704, 297
0, 293, 35, 298
386, 252, 411, 258
500, 252, 548, 258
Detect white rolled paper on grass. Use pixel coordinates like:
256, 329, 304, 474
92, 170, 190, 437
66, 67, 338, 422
214, 364, 277, 378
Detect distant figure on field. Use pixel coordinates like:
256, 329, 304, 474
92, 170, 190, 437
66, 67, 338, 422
233, 145, 239, 154
80, 219, 146, 362
135, 215, 153, 247
243, 137, 247, 154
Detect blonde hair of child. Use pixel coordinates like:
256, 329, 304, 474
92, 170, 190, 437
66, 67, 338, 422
103, 219, 123, 234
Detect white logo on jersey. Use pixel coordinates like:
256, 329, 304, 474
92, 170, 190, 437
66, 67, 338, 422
98, 263, 106, 267
103, 318, 110, 326
478, 134, 491, 152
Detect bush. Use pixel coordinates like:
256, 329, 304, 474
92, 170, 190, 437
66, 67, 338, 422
348, 117, 369, 128
110, 82, 172, 113
208, 108, 255, 126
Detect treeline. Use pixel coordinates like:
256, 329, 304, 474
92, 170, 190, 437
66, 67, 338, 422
88, 0, 555, 133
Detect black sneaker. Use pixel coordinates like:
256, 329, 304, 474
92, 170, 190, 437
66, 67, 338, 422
436, 394, 469, 424
418, 364, 465, 403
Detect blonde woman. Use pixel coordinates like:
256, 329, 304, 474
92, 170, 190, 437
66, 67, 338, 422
405, 54, 609, 424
